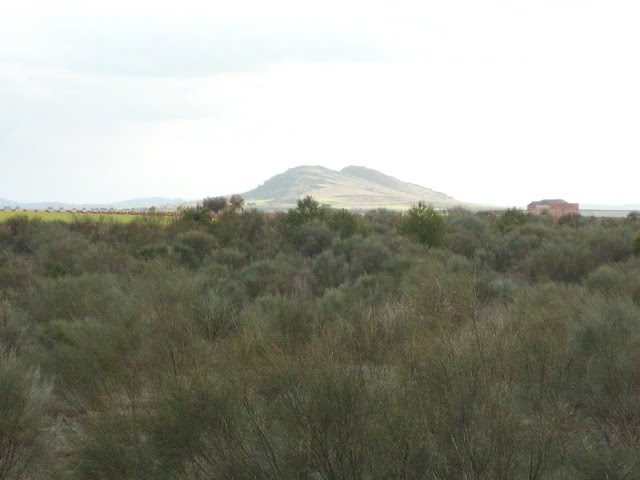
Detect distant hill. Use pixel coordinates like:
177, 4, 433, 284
0, 197, 186, 210
0, 197, 19, 207
243, 165, 464, 210
110, 197, 187, 208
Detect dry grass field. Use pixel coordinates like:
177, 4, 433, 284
0, 210, 173, 223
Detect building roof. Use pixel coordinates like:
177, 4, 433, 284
528, 199, 570, 207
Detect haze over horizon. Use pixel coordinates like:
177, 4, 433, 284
1, 0, 638, 206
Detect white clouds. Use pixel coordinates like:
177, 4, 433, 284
0, 0, 638, 205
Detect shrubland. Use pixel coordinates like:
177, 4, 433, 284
0, 207, 639, 478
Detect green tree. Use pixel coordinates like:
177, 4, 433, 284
179, 205, 212, 224
202, 196, 228, 214
398, 201, 445, 248
557, 212, 582, 229
495, 207, 528, 233
288, 196, 325, 225
326, 208, 358, 238
229, 194, 245, 213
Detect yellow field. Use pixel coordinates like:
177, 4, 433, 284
0, 210, 173, 224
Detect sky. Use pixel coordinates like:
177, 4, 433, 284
1, 0, 639, 207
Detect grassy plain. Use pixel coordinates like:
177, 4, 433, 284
0, 210, 168, 223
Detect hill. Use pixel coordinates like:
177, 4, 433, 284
0, 197, 19, 207
0, 197, 186, 210
243, 165, 464, 210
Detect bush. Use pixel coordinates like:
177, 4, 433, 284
241, 294, 317, 351
557, 212, 583, 229
179, 205, 212, 225
30, 223, 100, 277
34, 316, 143, 410
521, 239, 597, 283
398, 202, 445, 248
175, 230, 217, 259
288, 219, 334, 257
0, 353, 51, 479
325, 208, 358, 238
400, 253, 481, 330
633, 231, 640, 257
446, 213, 492, 259
240, 256, 312, 299
143, 376, 249, 479
0, 301, 30, 356
137, 243, 170, 261
311, 250, 349, 294
586, 226, 634, 264
285, 196, 326, 228
495, 207, 528, 233
24, 273, 129, 325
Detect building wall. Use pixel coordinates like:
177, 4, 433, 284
580, 209, 636, 218
528, 202, 579, 217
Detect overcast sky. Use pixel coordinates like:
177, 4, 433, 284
1, 0, 638, 206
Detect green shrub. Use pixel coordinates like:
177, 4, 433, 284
144, 376, 250, 479
495, 207, 528, 233
0, 353, 51, 479
240, 256, 312, 299
285, 195, 326, 229
209, 247, 248, 271
35, 316, 143, 410
586, 225, 634, 264
325, 208, 358, 238
0, 301, 30, 356
288, 219, 334, 257
490, 229, 544, 272
633, 231, 640, 257
175, 230, 217, 259
30, 223, 99, 277
557, 212, 583, 229
68, 409, 152, 479
400, 254, 479, 329
241, 294, 317, 351
24, 273, 129, 324
311, 250, 349, 293
0, 251, 34, 296
398, 202, 445, 247
446, 213, 492, 259
137, 243, 170, 261
196, 286, 240, 341
521, 239, 597, 283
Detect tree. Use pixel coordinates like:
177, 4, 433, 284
326, 209, 358, 238
286, 196, 326, 228
179, 205, 212, 224
495, 208, 528, 233
202, 196, 228, 214
398, 201, 445, 248
230, 194, 245, 213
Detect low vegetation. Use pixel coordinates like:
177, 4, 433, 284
1, 202, 640, 478
0, 210, 165, 224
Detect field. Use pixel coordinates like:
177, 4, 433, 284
2, 206, 640, 478
0, 210, 174, 223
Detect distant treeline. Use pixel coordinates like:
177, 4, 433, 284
1, 199, 640, 479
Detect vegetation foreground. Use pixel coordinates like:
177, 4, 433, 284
2, 198, 640, 479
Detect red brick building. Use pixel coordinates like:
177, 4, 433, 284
527, 199, 579, 216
